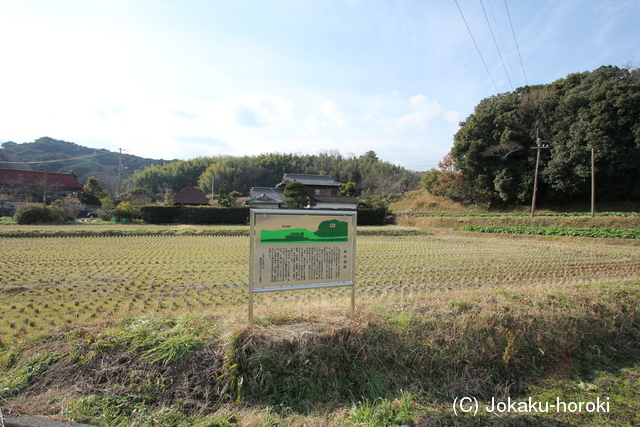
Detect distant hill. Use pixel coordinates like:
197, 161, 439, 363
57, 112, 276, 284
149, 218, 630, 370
0, 137, 171, 185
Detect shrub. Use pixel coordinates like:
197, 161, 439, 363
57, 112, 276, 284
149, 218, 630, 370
14, 204, 62, 225
112, 201, 137, 221
52, 194, 83, 220
98, 197, 116, 221
421, 168, 441, 194
0, 216, 17, 225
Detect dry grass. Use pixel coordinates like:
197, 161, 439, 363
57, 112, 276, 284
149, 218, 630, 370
390, 189, 487, 214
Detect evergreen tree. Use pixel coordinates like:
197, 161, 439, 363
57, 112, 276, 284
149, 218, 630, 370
164, 188, 174, 205
218, 181, 229, 207
339, 181, 357, 196
284, 181, 309, 209
449, 65, 640, 205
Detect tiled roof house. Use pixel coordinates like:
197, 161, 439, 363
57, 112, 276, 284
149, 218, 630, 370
244, 173, 359, 209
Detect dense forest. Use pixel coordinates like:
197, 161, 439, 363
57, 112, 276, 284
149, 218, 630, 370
126, 150, 421, 201
424, 65, 640, 207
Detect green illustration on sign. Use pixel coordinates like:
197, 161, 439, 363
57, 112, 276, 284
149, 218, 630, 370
260, 219, 348, 243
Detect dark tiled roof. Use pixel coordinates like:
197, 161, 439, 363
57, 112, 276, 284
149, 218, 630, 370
310, 195, 360, 205
0, 168, 84, 190
174, 185, 209, 205
276, 173, 341, 188
245, 187, 284, 204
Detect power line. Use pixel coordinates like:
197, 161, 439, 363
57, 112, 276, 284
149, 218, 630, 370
481, 0, 513, 90
504, 0, 528, 86
454, 0, 500, 93
0, 150, 112, 165
488, 0, 519, 87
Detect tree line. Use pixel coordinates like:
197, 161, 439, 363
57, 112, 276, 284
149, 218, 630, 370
423, 65, 640, 207
125, 150, 421, 203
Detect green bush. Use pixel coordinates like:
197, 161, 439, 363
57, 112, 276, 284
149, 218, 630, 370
0, 216, 17, 225
112, 201, 137, 221
13, 204, 62, 225
98, 197, 116, 221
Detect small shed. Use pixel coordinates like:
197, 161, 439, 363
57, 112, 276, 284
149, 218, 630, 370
173, 185, 209, 206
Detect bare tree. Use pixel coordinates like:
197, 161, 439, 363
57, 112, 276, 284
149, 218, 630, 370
54, 194, 84, 220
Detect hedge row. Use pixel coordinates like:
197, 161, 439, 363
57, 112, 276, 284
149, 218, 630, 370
140, 205, 386, 226
140, 206, 250, 224
354, 208, 387, 226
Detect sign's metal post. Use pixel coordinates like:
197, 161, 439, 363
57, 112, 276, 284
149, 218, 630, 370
350, 284, 355, 319
248, 285, 254, 326
350, 217, 356, 319
248, 211, 256, 326
248, 209, 356, 325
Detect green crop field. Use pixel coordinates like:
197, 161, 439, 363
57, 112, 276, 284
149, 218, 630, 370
1, 226, 639, 426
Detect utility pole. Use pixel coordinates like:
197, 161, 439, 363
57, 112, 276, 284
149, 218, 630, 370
42, 164, 48, 207
118, 148, 123, 183
117, 148, 128, 197
591, 145, 595, 218
530, 128, 549, 217
211, 173, 216, 206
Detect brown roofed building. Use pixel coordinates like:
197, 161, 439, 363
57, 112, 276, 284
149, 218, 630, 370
0, 168, 86, 216
173, 185, 210, 205
0, 168, 84, 191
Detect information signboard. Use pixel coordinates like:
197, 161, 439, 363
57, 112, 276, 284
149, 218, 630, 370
249, 209, 356, 323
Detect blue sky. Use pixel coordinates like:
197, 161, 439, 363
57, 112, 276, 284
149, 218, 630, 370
1, 0, 638, 171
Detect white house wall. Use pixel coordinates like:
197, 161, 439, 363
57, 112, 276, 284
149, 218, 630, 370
312, 203, 358, 210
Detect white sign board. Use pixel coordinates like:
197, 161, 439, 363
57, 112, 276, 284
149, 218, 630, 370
249, 209, 356, 323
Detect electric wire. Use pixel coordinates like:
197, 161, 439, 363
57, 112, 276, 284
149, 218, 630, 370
504, 0, 528, 85
480, 0, 513, 90
454, 0, 500, 93
488, 0, 519, 87
0, 150, 112, 165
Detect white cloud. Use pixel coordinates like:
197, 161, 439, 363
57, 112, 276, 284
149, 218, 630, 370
303, 116, 327, 133
207, 93, 297, 129
362, 93, 456, 136
321, 100, 348, 126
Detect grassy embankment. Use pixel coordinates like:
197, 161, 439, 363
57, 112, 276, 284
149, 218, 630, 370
393, 190, 640, 235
